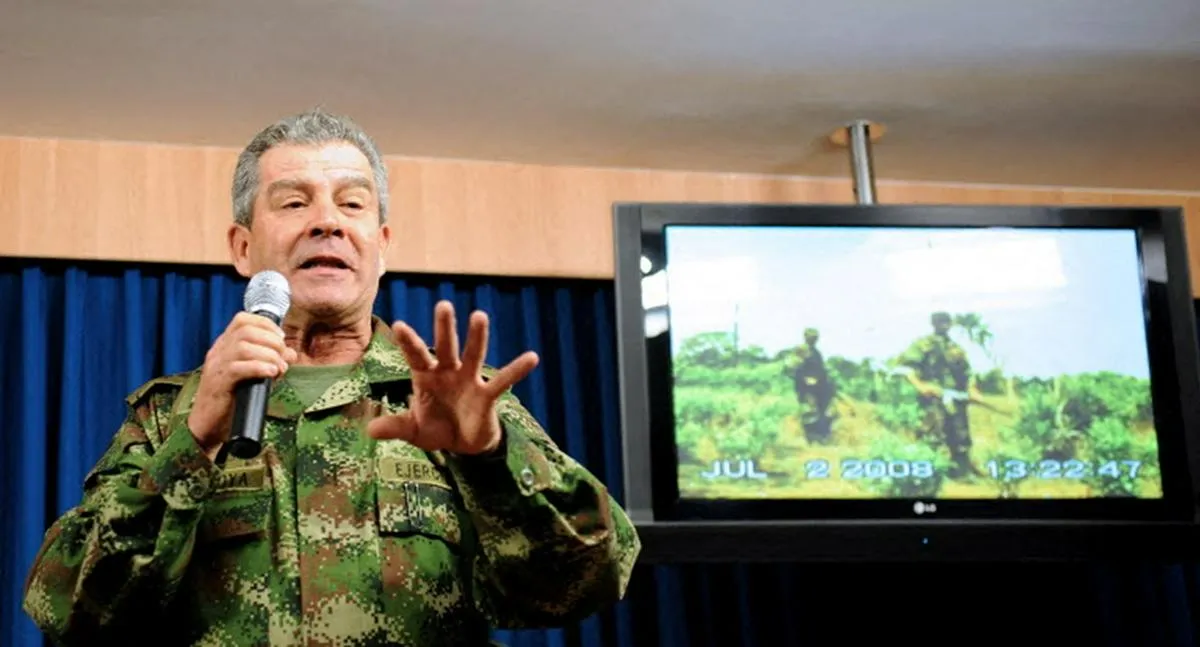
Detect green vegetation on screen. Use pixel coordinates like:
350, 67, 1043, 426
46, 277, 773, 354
673, 313, 1161, 500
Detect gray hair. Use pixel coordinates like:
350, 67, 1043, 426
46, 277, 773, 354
231, 108, 389, 227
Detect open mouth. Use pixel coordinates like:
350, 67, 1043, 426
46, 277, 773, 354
298, 256, 351, 271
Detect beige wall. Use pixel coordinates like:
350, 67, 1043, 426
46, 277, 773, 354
3, 136, 1199, 292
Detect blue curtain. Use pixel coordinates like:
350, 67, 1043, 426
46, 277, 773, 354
3, 258, 1199, 647
0, 259, 636, 647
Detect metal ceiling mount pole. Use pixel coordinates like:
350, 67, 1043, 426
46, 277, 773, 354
829, 119, 886, 205
846, 120, 876, 205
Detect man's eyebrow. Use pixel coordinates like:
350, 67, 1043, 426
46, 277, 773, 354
266, 178, 309, 195
337, 175, 375, 192
265, 175, 375, 195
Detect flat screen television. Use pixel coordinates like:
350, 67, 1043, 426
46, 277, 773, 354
613, 203, 1200, 562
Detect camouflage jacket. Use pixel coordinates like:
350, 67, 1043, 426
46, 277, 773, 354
23, 317, 641, 646
897, 333, 971, 390
790, 344, 829, 390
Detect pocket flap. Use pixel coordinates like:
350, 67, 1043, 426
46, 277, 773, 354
200, 464, 272, 542
377, 481, 465, 546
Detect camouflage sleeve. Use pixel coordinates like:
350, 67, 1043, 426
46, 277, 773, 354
443, 393, 641, 628
21, 379, 220, 646
895, 338, 927, 369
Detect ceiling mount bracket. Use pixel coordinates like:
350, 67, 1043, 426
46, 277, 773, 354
829, 120, 886, 205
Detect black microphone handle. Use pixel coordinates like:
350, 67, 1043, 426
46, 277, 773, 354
226, 378, 272, 459
224, 309, 283, 460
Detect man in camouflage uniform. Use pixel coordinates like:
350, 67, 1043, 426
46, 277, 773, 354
790, 328, 834, 443
896, 312, 982, 478
22, 109, 640, 646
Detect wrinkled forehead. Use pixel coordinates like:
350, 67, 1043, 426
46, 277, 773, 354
258, 142, 375, 191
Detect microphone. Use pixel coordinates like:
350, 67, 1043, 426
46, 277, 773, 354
225, 270, 291, 460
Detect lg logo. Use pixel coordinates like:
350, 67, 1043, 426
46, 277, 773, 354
913, 501, 938, 515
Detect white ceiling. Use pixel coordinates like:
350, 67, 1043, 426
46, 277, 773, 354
3, 0, 1199, 191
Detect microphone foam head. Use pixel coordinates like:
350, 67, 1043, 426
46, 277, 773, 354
244, 270, 291, 321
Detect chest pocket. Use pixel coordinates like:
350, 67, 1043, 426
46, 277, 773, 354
199, 459, 272, 543
375, 453, 467, 547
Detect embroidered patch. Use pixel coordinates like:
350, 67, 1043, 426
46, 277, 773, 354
214, 464, 267, 492
378, 457, 451, 490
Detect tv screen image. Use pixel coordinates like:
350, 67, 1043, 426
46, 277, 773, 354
660, 224, 1161, 502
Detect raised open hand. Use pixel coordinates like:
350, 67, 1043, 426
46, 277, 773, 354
366, 300, 539, 455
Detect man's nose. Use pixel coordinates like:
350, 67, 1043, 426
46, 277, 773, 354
308, 200, 345, 238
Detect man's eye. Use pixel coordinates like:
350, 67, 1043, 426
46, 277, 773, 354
283, 201, 305, 209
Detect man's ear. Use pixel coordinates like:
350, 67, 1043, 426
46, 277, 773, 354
378, 223, 392, 277
228, 223, 254, 278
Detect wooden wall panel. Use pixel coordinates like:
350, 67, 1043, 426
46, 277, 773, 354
1, 136, 1198, 293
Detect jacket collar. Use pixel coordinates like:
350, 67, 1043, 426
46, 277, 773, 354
266, 315, 414, 419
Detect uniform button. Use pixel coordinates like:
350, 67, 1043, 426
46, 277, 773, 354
520, 467, 536, 486
188, 480, 209, 500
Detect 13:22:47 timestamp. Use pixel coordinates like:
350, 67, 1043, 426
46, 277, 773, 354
985, 459, 1142, 481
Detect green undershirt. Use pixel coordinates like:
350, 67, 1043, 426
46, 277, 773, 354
283, 363, 357, 410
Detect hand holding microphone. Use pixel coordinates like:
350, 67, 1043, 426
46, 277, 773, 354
187, 271, 293, 461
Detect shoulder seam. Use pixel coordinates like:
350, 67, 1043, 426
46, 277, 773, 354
124, 369, 198, 406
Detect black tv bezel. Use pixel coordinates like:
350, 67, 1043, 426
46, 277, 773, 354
613, 202, 1200, 530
